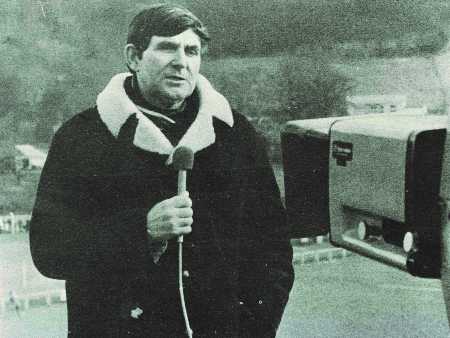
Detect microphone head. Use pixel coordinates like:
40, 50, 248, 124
172, 146, 194, 170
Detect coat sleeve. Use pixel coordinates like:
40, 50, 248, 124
237, 121, 294, 337
29, 125, 152, 281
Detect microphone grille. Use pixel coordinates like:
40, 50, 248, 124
172, 146, 194, 170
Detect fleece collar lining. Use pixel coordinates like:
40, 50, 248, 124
96, 73, 233, 164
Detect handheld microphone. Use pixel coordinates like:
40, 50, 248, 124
172, 146, 194, 243
172, 146, 194, 338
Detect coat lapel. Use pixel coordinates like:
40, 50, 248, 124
96, 73, 234, 164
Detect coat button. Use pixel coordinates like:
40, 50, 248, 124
130, 307, 143, 319
183, 270, 190, 278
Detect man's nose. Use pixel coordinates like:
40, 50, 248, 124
171, 49, 187, 68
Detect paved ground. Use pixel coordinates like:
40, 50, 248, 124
0, 305, 67, 338
278, 254, 449, 338
1, 235, 449, 337
0, 234, 64, 302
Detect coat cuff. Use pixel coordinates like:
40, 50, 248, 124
147, 236, 168, 264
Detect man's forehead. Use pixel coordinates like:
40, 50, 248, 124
150, 29, 201, 46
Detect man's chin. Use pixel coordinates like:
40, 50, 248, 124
162, 89, 194, 104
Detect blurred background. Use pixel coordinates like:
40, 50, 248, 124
1, 0, 450, 337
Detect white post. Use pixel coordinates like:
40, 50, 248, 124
9, 212, 15, 234
45, 292, 51, 306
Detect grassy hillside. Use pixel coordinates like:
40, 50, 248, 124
2, 50, 447, 213
2, 0, 450, 149
205, 53, 445, 115
1, 50, 444, 152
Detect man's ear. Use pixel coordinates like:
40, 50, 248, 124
124, 44, 141, 72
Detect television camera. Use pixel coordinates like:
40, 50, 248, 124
282, 113, 448, 278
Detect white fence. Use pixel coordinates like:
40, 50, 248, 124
291, 235, 352, 265
292, 235, 328, 246
0, 213, 31, 234
0, 261, 65, 315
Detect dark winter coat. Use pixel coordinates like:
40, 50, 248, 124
30, 74, 294, 338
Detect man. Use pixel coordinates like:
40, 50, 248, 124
30, 4, 294, 337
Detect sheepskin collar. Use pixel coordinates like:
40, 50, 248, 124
97, 73, 234, 163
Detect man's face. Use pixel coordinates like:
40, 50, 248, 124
135, 29, 201, 108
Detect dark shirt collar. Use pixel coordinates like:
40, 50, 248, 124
125, 75, 186, 117
123, 75, 199, 145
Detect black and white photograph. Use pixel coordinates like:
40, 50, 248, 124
1, 1, 450, 337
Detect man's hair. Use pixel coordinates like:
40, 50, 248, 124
127, 4, 210, 57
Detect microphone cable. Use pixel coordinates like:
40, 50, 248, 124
172, 146, 195, 338
178, 235, 193, 338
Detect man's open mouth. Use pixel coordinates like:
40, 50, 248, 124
166, 75, 186, 81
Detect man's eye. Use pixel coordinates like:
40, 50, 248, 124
186, 47, 199, 56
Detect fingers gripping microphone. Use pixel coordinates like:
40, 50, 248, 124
172, 146, 194, 338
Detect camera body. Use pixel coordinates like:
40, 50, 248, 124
282, 113, 447, 277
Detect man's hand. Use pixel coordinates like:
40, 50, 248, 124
147, 192, 193, 241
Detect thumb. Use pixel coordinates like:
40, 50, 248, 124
180, 191, 189, 197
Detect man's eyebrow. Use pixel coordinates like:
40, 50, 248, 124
155, 41, 200, 49
155, 41, 179, 49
